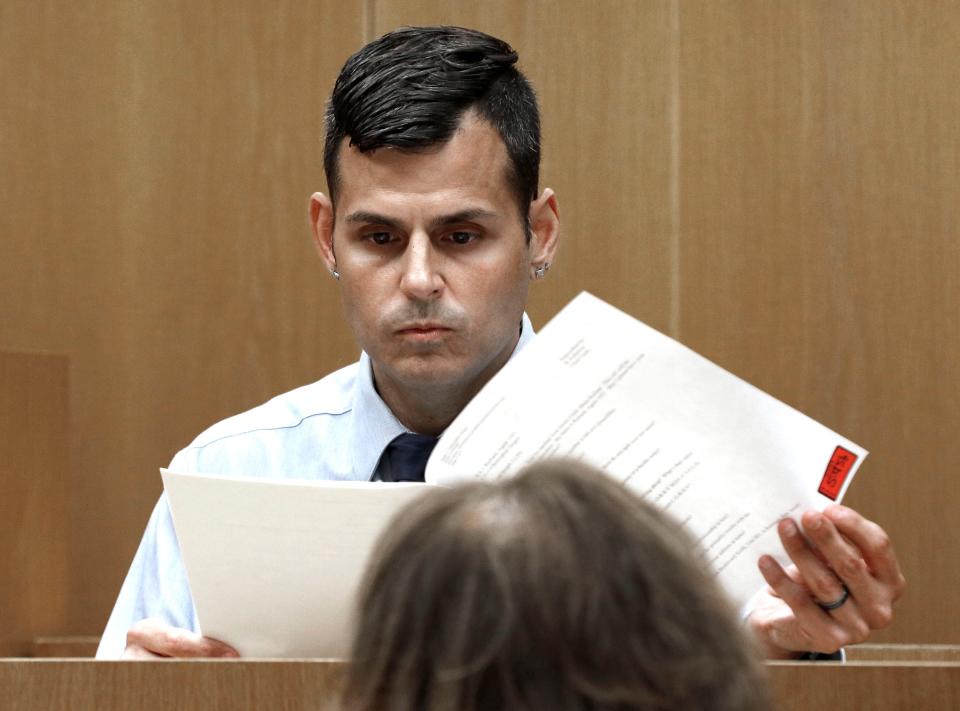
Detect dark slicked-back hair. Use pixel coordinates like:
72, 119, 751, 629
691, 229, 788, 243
343, 459, 771, 711
323, 26, 540, 223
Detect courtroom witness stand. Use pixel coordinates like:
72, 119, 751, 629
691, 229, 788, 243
109, 25, 904, 661
342, 459, 771, 711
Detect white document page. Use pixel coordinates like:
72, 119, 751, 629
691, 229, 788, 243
426, 291, 866, 605
160, 469, 432, 658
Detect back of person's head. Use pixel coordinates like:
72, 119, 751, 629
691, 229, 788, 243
323, 25, 540, 223
344, 459, 771, 711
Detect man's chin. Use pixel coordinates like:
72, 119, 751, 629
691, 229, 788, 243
395, 359, 464, 387
379, 353, 478, 390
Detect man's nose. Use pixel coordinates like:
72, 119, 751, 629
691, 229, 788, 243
399, 233, 444, 300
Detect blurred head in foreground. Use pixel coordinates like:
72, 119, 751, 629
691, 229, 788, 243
344, 459, 770, 711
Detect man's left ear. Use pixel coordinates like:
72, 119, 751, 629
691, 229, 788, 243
528, 188, 560, 278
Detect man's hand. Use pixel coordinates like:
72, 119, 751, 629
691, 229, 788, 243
747, 504, 906, 659
122, 618, 240, 659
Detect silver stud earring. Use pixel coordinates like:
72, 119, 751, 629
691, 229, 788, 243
331, 268, 340, 280
533, 262, 549, 280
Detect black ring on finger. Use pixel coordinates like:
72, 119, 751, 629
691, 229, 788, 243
816, 583, 850, 611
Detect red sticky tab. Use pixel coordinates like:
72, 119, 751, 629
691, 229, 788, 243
818, 446, 857, 500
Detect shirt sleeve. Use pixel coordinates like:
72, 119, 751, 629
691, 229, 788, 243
95, 453, 199, 658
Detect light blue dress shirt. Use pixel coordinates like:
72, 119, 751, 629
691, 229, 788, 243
96, 316, 535, 658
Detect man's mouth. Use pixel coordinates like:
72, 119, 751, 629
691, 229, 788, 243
396, 323, 452, 340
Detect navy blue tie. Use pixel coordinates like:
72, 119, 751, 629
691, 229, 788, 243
374, 433, 439, 482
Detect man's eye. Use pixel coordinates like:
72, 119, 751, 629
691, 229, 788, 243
366, 232, 394, 245
448, 231, 479, 245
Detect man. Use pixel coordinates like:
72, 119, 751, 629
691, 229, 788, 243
97, 26, 904, 660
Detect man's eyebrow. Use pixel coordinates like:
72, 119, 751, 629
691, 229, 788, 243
428, 208, 499, 230
343, 208, 499, 230
343, 211, 403, 229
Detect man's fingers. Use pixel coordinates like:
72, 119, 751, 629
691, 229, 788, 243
800, 510, 876, 596
755, 506, 904, 658
778, 517, 847, 606
788, 511, 890, 634
790, 507, 902, 632
825, 505, 907, 595
125, 619, 239, 658
121, 644, 164, 660
758, 555, 850, 653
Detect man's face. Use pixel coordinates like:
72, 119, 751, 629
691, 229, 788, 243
313, 114, 557, 405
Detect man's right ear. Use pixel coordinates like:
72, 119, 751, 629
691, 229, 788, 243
309, 192, 338, 274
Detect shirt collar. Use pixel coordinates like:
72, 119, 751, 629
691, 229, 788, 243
350, 312, 536, 480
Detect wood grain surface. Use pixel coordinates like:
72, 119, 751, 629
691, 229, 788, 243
0, 353, 69, 656
677, 0, 960, 643
847, 644, 960, 663
1, 660, 345, 711
2, 659, 959, 711
0, 0, 366, 636
1, 1, 957, 644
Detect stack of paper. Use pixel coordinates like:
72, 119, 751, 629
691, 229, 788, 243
163, 292, 865, 658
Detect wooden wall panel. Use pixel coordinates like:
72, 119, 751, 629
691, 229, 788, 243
679, 2, 960, 641
371, 0, 678, 333
0, 1, 366, 634
0, 353, 69, 656
3, 0, 956, 648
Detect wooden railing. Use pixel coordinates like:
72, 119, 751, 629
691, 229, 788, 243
3, 649, 959, 711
